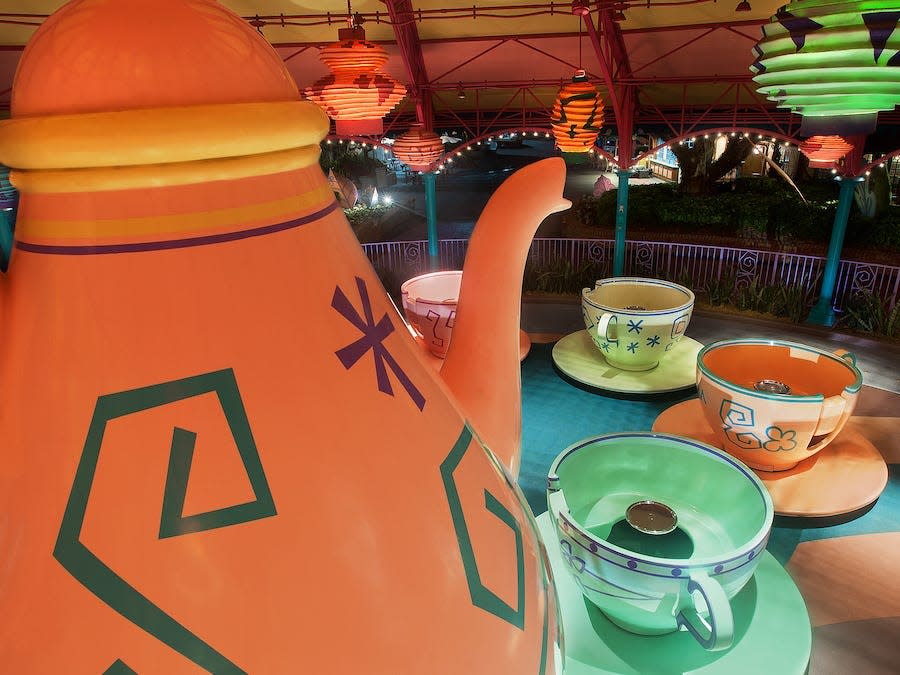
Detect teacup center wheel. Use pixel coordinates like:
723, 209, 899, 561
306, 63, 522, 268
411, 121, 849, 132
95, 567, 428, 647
624, 305, 648, 311
625, 500, 678, 535
753, 379, 792, 395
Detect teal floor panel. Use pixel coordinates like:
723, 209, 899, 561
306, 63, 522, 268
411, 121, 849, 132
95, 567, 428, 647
520, 343, 694, 516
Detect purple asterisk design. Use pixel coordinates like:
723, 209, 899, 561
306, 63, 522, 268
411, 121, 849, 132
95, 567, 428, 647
332, 277, 426, 411
646, 335, 661, 347
626, 319, 644, 334
627, 341, 639, 353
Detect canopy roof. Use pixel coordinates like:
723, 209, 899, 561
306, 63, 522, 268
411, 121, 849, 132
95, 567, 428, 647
0, 1, 897, 145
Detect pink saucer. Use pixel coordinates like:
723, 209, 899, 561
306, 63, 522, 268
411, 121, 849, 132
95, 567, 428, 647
415, 329, 531, 371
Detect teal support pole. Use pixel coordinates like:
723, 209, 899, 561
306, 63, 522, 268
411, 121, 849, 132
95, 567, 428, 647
423, 172, 439, 270
0, 209, 13, 272
807, 176, 864, 327
613, 170, 632, 277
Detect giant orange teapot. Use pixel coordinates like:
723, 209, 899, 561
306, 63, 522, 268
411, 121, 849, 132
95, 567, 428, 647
0, 1, 569, 672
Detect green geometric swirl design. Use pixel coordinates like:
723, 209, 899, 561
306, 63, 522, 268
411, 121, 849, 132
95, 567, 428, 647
103, 660, 137, 675
54, 368, 276, 675
440, 426, 526, 630
159, 425, 275, 538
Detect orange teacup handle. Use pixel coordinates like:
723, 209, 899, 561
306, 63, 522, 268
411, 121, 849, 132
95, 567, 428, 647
809, 402, 850, 452
832, 348, 857, 367
809, 349, 858, 449
675, 572, 734, 652
595, 312, 619, 345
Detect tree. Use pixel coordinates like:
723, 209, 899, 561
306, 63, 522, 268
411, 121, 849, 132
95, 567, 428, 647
669, 136, 755, 194
854, 165, 891, 220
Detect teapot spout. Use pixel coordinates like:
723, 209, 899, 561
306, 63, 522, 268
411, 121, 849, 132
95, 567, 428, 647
440, 157, 570, 477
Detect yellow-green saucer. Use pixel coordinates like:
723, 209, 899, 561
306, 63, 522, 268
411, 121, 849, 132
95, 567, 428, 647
552, 330, 702, 394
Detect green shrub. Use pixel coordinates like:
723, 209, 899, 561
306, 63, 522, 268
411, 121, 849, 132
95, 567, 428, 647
700, 272, 816, 323
523, 257, 608, 296
345, 204, 395, 243
847, 206, 900, 251
703, 273, 736, 306
575, 183, 676, 230
735, 278, 779, 313
574, 193, 616, 228
838, 291, 900, 338
574, 177, 838, 244
778, 281, 818, 323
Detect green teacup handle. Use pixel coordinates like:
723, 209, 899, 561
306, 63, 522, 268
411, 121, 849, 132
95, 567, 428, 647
596, 312, 619, 345
675, 571, 734, 652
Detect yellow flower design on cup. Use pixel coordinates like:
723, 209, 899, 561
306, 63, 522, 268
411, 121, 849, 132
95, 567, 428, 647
763, 426, 798, 453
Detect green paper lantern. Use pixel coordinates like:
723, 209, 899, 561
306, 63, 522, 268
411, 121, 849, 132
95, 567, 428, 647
751, 0, 900, 133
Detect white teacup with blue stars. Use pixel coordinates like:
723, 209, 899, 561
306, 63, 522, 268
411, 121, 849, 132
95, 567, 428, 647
582, 277, 695, 371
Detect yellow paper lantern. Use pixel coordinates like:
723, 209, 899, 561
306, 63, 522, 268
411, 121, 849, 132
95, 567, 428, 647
799, 135, 854, 165
392, 124, 444, 171
304, 28, 406, 135
551, 69, 603, 153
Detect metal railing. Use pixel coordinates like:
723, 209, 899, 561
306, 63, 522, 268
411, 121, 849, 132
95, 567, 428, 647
362, 238, 900, 312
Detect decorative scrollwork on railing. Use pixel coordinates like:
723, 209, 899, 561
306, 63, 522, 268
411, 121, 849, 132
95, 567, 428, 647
362, 238, 900, 315
587, 240, 606, 264
632, 243, 654, 275
403, 242, 426, 275
850, 264, 877, 295
736, 251, 760, 289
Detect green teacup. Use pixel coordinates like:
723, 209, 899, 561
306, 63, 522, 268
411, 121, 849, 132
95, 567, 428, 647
547, 433, 773, 651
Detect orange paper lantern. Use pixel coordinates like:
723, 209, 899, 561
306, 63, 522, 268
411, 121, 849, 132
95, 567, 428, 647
551, 69, 603, 153
304, 27, 406, 136
392, 124, 444, 171
799, 135, 854, 166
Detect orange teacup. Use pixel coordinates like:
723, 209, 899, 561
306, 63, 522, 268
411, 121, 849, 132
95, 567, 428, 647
696, 339, 862, 471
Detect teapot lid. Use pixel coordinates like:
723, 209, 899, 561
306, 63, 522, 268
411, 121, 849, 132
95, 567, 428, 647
12, 0, 299, 117
1, 0, 327, 194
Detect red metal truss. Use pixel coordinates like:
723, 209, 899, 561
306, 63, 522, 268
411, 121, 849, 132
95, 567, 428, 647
427, 39, 511, 84
628, 27, 718, 77
383, 0, 432, 127
860, 149, 900, 177
578, 4, 636, 167
597, 5, 631, 79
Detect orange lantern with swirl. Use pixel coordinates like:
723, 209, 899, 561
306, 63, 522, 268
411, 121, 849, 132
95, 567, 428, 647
392, 124, 444, 171
304, 27, 406, 136
551, 69, 603, 153
799, 135, 854, 166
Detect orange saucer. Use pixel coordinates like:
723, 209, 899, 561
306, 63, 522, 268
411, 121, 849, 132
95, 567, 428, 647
653, 400, 889, 518
520, 330, 532, 361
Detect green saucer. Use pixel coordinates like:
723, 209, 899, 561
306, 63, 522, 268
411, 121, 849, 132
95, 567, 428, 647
552, 330, 702, 394
536, 513, 811, 674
